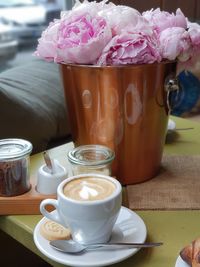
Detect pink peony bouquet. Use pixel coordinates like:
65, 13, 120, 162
35, 0, 200, 66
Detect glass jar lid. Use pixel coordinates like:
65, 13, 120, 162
68, 144, 115, 166
0, 138, 33, 160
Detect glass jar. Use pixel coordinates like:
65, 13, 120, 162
67, 145, 115, 176
0, 138, 33, 197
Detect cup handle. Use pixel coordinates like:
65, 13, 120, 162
40, 199, 63, 226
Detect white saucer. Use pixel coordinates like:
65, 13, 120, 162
34, 206, 147, 267
175, 256, 189, 267
167, 119, 176, 131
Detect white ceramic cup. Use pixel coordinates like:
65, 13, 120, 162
40, 173, 122, 245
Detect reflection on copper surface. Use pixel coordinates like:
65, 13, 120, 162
82, 89, 92, 109
124, 84, 142, 125
60, 62, 176, 185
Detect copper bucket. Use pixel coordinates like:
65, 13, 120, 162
60, 62, 176, 185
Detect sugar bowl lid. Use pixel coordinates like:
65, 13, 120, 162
0, 138, 33, 160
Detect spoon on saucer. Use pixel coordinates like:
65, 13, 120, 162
50, 239, 163, 254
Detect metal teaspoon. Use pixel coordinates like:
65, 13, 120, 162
50, 239, 163, 254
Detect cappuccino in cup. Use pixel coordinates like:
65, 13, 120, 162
40, 173, 122, 245
63, 176, 116, 201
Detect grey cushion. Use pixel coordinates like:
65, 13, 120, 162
0, 59, 71, 153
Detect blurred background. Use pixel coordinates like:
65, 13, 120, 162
0, 0, 74, 72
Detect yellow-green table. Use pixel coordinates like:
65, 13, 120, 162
0, 116, 200, 267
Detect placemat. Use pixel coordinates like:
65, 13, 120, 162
127, 155, 200, 210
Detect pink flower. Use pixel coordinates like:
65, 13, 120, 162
69, 0, 115, 18
159, 27, 192, 62
177, 22, 200, 73
143, 8, 187, 34
187, 21, 200, 49
97, 32, 161, 65
177, 51, 200, 75
35, 19, 61, 62
35, 1, 200, 66
56, 12, 112, 64
98, 5, 142, 35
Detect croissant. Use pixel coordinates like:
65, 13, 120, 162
180, 237, 200, 267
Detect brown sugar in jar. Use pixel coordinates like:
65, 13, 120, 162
0, 139, 33, 197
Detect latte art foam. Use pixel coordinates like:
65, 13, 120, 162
63, 177, 116, 201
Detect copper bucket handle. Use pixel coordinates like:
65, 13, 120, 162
165, 75, 180, 114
